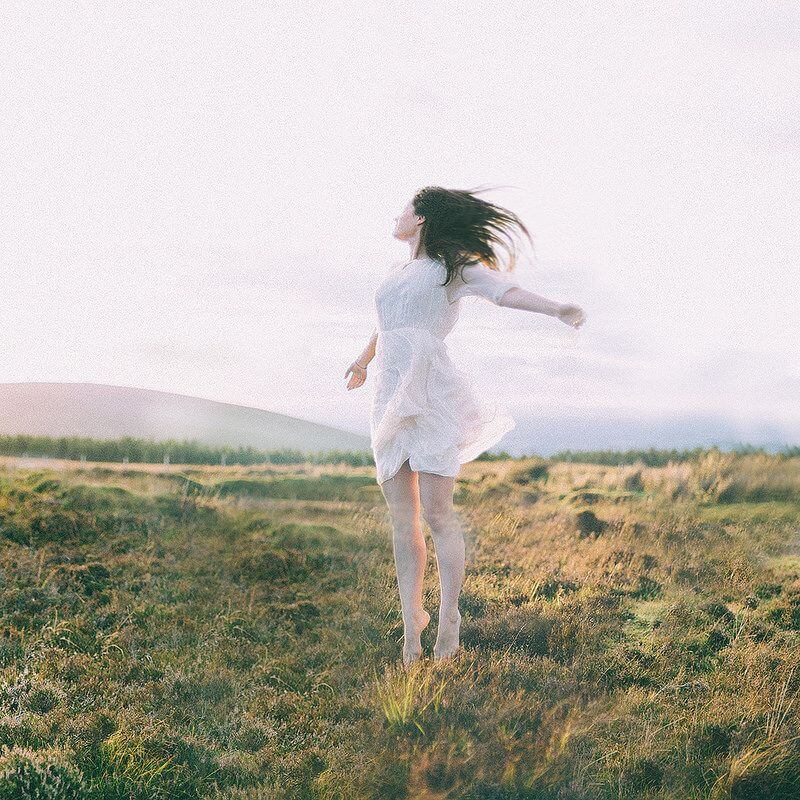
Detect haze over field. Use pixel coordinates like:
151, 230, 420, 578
2, 2, 797, 452
0, 382, 791, 459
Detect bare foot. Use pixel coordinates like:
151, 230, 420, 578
402, 608, 431, 668
433, 608, 462, 661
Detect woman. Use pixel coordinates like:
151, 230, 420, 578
344, 186, 585, 668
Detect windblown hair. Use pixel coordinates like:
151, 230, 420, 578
411, 185, 534, 289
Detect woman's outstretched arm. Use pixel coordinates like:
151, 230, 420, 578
497, 288, 586, 329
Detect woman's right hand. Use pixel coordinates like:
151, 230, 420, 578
344, 361, 368, 390
557, 303, 586, 329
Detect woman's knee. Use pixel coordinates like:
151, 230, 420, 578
418, 473, 456, 528
386, 504, 419, 535
381, 477, 421, 536
421, 502, 457, 534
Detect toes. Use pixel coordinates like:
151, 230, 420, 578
433, 611, 461, 660
433, 645, 461, 661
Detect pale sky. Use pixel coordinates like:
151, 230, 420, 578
2, 2, 798, 446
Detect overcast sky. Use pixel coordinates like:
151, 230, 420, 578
2, 2, 798, 445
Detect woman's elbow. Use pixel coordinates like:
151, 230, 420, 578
496, 287, 523, 307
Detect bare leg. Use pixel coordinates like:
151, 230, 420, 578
379, 458, 430, 667
418, 470, 464, 661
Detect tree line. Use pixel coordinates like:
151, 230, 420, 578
0, 434, 792, 468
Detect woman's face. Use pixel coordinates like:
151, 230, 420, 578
392, 199, 424, 241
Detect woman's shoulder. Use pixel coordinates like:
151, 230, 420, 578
444, 260, 522, 304
443, 260, 496, 284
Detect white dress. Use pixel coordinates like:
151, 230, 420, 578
369, 256, 522, 485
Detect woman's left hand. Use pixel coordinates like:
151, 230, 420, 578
344, 361, 368, 390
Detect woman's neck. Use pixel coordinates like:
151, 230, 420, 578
410, 244, 429, 261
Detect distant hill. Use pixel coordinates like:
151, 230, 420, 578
500, 411, 795, 457
0, 382, 370, 454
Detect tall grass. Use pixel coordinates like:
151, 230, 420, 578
0, 453, 797, 798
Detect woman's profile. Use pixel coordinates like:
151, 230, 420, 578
344, 185, 586, 668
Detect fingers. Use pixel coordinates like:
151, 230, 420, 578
567, 308, 585, 329
345, 370, 366, 390
345, 361, 369, 390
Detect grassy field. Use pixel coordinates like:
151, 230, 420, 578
0, 451, 798, 799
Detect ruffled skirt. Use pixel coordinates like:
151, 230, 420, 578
369, 327, 516, 485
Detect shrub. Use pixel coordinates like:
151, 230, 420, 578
575, 510, 606, 538
0, 745, 86, 799
508, 460, 550, 485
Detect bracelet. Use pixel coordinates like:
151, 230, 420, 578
355, 361, 367, 369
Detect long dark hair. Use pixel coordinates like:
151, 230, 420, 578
411, 185, 534, 288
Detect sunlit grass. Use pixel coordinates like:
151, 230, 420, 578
0, 452, 798, 798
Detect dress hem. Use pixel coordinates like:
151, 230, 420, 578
377, 458, 459, 485
375, 413, 515, 486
